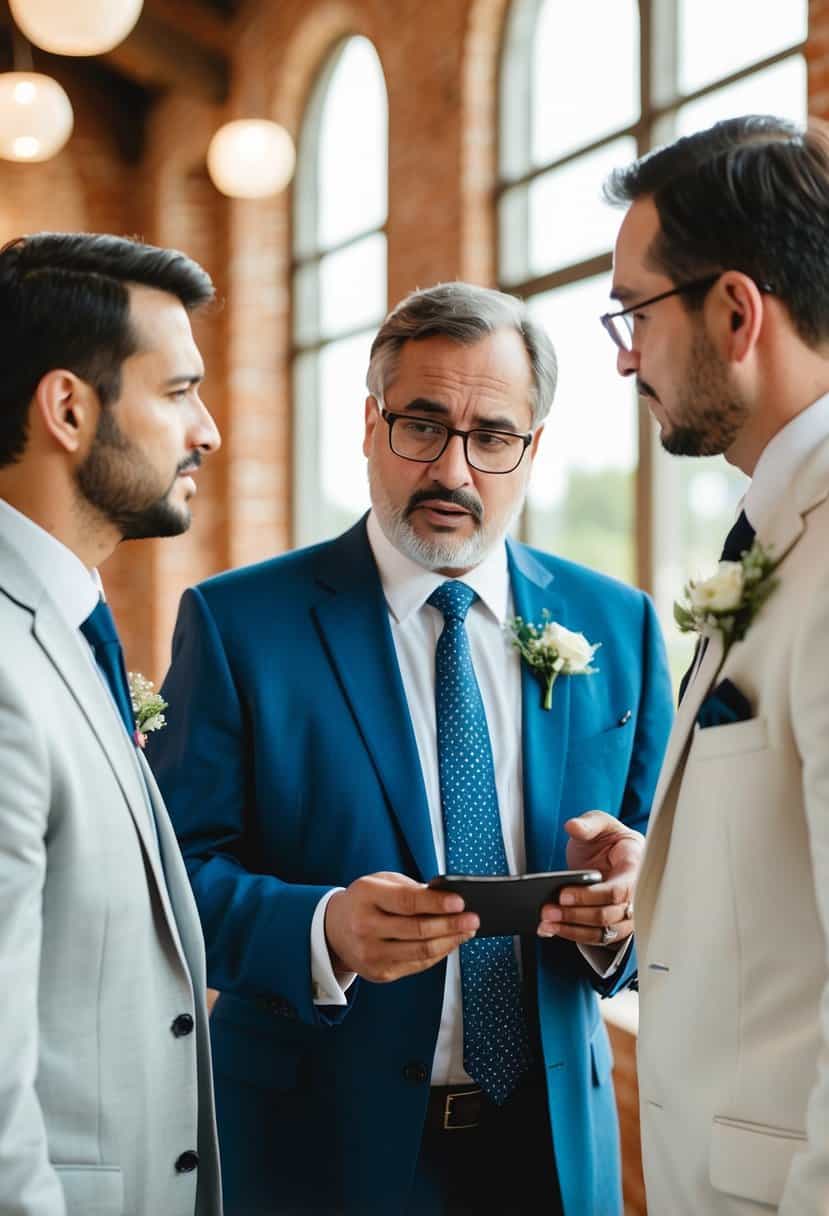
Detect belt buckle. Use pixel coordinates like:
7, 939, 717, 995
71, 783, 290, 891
443, 1087, 481, 1130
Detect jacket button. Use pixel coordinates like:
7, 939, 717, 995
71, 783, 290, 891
171, 1013, 194, 1037
175, 1151, 199, 1173
402, 1061, 428, 1084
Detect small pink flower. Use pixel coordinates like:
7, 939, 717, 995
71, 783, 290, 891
134, 729, 147, 749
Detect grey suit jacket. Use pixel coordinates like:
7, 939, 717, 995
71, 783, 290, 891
0, 532, 221, 1216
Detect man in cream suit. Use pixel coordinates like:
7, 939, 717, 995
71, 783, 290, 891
0, 233, 223, 1215
588, 116, 829, 1213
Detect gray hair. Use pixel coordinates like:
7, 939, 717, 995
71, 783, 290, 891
366, 281, 558, 427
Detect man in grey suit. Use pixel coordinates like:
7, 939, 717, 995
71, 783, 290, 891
0, 233, 223, 1216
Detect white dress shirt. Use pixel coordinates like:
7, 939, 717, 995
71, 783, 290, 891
743, 391, 829, 534
310, 510, 624, 1085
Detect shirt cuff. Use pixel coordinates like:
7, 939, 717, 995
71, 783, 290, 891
578, 934, 632, 979
310, 888, 357, 1006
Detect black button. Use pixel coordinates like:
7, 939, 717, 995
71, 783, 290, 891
403, 1061, 428, 1084
171, 1013, 194, 1038
175, 1151, 199, 1173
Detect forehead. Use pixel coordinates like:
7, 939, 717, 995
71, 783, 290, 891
126, 284, 199, 363
389, 328, 533, 418
612, 196, 668, 296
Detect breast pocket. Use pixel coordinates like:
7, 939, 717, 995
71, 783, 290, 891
564, 722, 633, 815
692, 716, 769, 759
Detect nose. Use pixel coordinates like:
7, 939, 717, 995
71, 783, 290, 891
430, 432, 473, 488
190, 395, 221, 454
616, 345, 639, 378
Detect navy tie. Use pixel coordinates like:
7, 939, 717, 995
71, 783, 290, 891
677, 510, 756, 705
428, 580, 530, 1104
80, 599, 135, 741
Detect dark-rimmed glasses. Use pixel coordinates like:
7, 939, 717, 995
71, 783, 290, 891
381, 409, 533, 474
600, 274, 723, 351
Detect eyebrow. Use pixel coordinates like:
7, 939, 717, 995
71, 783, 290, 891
162, 371, 204, 389
399, 397, 526, 433
609, 286, 636, 304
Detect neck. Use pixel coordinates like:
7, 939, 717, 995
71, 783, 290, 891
0, 461, 119, 569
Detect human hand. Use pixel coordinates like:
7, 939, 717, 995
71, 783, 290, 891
536, 811, 643, 946
325, 871, 479, 982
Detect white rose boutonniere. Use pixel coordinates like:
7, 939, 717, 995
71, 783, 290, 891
506, 610, 600, 710
128, 671, 168, 749
674, 540, 779, 659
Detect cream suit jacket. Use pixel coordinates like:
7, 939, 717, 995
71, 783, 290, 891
0, 533, 222, 1216
636, 434, 829, 1215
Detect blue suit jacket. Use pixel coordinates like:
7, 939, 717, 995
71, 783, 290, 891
149, 519, 672, 1216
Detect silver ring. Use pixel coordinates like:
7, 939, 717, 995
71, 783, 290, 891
624, 902, 634, 921
600, 924, 619, 946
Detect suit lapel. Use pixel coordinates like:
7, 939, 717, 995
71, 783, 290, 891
311, 521, 438, 881
508, 541, 570, 872
30, 595, 190, 975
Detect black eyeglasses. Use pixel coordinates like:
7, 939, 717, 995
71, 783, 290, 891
380, 409, 533, 474
600, 273, 774, 351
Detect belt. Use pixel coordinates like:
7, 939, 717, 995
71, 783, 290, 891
425, 1085, 486, 1132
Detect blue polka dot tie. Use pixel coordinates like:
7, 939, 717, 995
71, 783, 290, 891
428, 579, 530, 1104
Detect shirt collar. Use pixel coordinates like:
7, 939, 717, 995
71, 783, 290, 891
366, 510, 510, 625
0, 499, 102, 629
744, 391, 829, 533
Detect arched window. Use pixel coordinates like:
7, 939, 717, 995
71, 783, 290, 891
292, 36, 388, 546
498, 0, 807, 684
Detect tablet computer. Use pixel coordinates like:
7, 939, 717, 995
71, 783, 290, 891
429, 870, 602, 937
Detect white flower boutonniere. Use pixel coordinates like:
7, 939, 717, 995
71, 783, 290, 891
506, 610, 600, 711
128, 671, 168, 749
673, 540, 779, 659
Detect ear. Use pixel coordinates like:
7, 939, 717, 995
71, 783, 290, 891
33, 370, 99, 454
363, 394, 380, 458
712, 273, 765, 363
527, 423, 545, 463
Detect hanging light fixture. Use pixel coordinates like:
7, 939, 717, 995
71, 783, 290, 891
8, 0, 144, 57
0, 72, 73, 162
206, 119, 296, 199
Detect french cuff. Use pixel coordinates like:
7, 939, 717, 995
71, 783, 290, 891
579, 934, 633, 979
310, 888, 357, 1006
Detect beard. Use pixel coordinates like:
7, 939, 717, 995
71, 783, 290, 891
75, 407, 195, 540
660, 325, 749, 457
368, 465, 523, 572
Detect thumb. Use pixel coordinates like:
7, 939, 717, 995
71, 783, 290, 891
564, 811, 611, 840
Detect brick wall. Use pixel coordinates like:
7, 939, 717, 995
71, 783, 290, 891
4, 3, 829, 1207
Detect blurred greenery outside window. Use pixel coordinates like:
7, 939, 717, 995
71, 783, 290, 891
292, 36, 387, 547
498, 0, 807, 690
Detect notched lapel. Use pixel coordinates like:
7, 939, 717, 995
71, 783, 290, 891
31, 597, 188, 967
508, 543, 570, 872
311, 525, 438, 881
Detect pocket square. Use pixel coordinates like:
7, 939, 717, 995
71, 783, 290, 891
696, 678, 753, 729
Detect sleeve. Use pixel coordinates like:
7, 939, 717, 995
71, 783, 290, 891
779, 566, 829, 1215
146, 586, 355, 1028
0, 669, 67, 1215
580, 590, 674, 999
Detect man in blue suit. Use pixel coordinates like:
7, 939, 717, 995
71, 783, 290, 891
149, 282, 672, 1216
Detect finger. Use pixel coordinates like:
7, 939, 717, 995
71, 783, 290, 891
365, 931, 476, 980
563, 811, 615, 840
557, 879, 632, 908
371, 877, 467, 917
378, 910, 480, 941
546, 920, 634, 946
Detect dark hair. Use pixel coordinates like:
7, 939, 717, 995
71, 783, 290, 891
604, 115, 829, 346
0, 232, 214, 466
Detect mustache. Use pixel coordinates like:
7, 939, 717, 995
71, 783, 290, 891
405, 486, 483, 523
176, 451, 202, 475
637, 377, 659, 403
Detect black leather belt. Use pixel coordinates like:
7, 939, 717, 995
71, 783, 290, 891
425, 1085, 486, 1131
